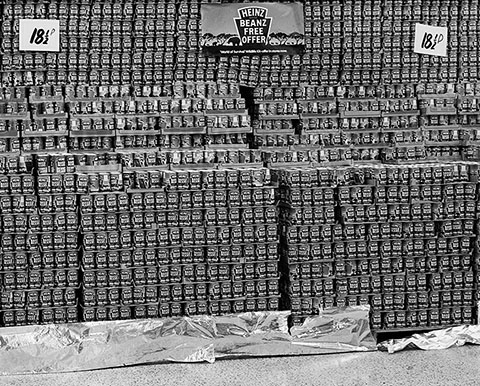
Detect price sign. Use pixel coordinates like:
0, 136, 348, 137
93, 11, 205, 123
19, 19, 60, 52
414, 23, 448, 57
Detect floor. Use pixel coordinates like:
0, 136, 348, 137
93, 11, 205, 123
0, 346, 478, 386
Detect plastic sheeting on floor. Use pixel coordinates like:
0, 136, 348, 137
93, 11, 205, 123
378, 324, 480, 353
0, 307, 376, 374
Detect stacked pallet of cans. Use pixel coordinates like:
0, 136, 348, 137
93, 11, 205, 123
274, 162, 478, 331
0, 154, 80, 327
79, 165, 279, 321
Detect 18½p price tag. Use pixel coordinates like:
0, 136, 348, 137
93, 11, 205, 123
19, 19, 60, 52
414, 23, 448, 57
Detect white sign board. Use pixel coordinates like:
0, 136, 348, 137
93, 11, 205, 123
414, 23, 448, 57
19, 19, 60, 52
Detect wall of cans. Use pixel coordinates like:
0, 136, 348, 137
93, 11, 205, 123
273, 162, 478, 330
0, 0, 480, 334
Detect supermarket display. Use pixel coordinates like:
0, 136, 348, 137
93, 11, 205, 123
0, 0, 479, 340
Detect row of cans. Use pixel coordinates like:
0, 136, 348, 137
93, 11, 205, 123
340, 68, 460, 85
283, 220, 474, 243
1, 269, 79, 290
5, 118, 68, 133
82, 243, 279, 269
69, 97, 247, 115
1, 288, 77, 310
288, 257, 476, 281
0, 69, 247, 87
336, 271, 475, 294
158, 133, 249, 148
64, 82, 240, 100
80, 296, 280, 322
1, 1, 180, 18
82, 263, 278, 288
42, 173, 121, 194
32, 194, 77, 214
119, 148, 264, 167
371, 290, 476, 311
285, 219, 473, 241
372, 307, 475, 330
275, 163, 475, 187
336, 183, 477, 205
80, 207, 277, 231
0, 135, 21, 151
139, 167, 270, 190
287, 253, 473, 276
0, 101, 28, 116
0, 155, 26, 173
0, 213, 78, 233
339, 202, 476, 223
81, 225, 278, 250
1, 18, 181, 37
81, 281, 280, 307
0, 194, 37, 214
256, 84, 423, 101
289, 276, 476, 301
0, 250, 80, 270
1, 307, 78, 327
79, 191, 275, 214
283, 237, 474, 261
253, 120, 297, 132
0, 232, 79, 252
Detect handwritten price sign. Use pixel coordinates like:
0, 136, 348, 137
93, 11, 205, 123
19, 19, 60, 52
414, 23, 448, 57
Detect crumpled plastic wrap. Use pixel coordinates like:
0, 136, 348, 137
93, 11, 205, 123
378, 324, 480, 354
289, 306, 377, 355
0, 307, 374, 375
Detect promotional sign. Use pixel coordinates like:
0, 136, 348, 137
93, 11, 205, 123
201, 3, 304, 55
19, 19, 60, 52
414, 23, 448, 57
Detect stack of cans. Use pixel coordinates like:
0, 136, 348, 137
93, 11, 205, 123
0, 155, 80, 326
79, 168, 143, 321
0, 86, 24, 154
341, 0, 383, 85
24, 85, 68, 154
380, 0, 458, 85
459, 0, 479, 82
66, 85, 117, 153
80, 165, 280, 321
252, 87, 300, 150
274, 162, 478, 331
156, 82, 251, 150
419, 83, 465, 160
303, 0, 342, 87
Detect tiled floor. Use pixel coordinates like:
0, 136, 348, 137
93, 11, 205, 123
0, 346, 478, 386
